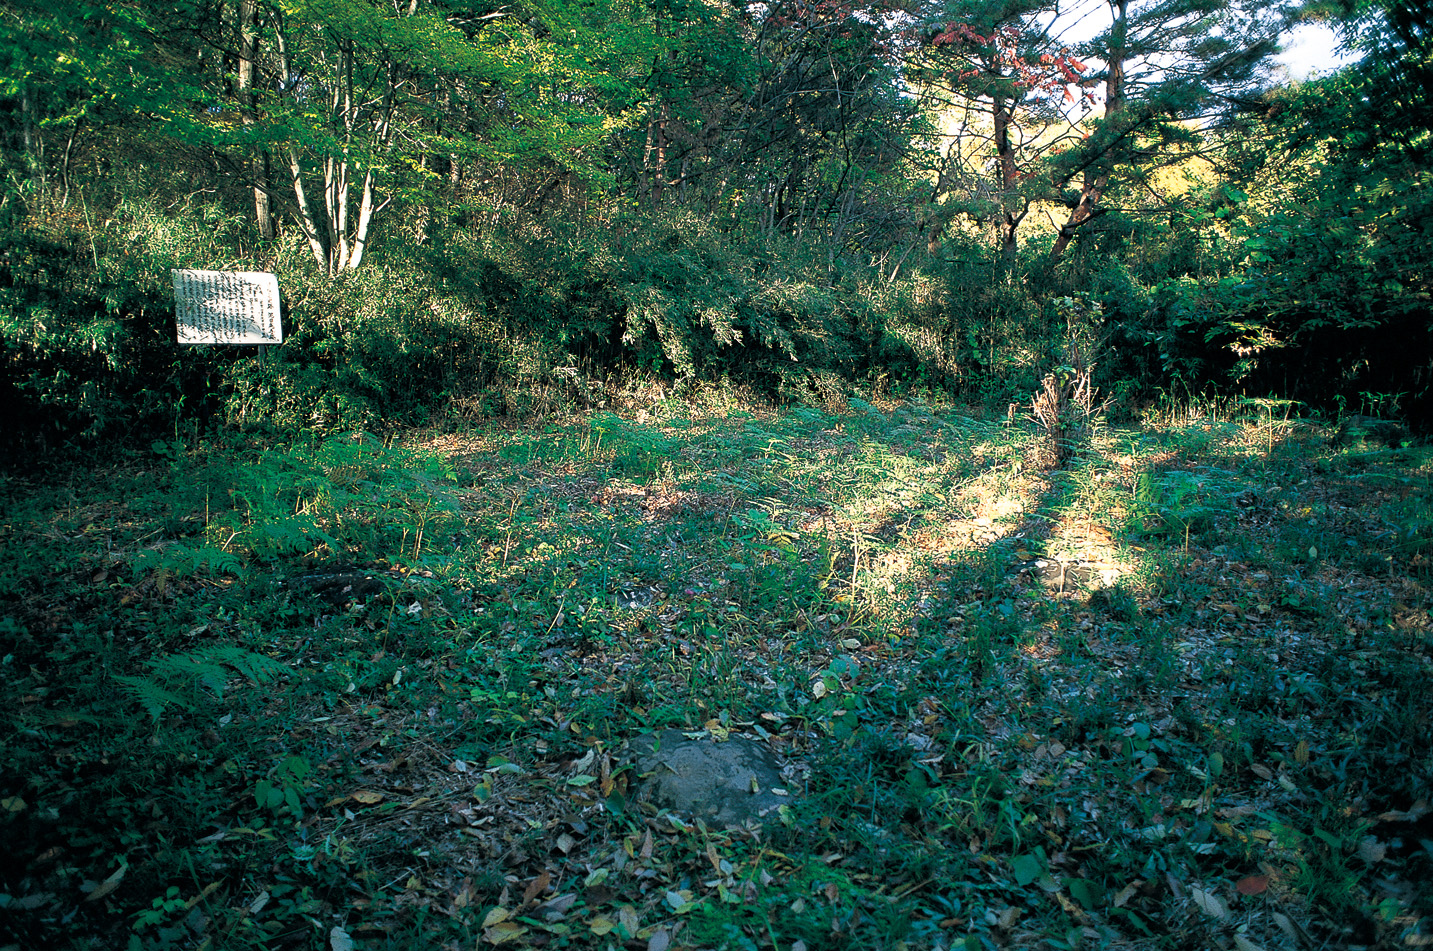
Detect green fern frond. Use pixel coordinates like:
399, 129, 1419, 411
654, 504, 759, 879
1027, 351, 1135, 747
147, 652, 225, 698
207, 647, 289, 684
149, 647, 288, 698
113, 674, 195, 722
191, 547, 245, 577
129, 543, 246, 579
120, 647, 289, 720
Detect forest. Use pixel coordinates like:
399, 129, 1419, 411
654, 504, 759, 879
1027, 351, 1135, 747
1, 0, 1429, 440
1, 0, 1431, 948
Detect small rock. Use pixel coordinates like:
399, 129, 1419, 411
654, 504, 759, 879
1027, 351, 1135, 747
627, 729, 790, 828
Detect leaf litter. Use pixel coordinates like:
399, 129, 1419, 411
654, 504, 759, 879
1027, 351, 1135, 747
0, 403, 1429, 949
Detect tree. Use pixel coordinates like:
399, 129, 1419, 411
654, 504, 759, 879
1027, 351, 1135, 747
175, 0, 653, 274
0, 0, 196, 213
1048, 0, 1284, 260
608, 0, 929, 263
235, 0, 275, 241
908, 3, 1094, 261
1163, 0, 1433, 426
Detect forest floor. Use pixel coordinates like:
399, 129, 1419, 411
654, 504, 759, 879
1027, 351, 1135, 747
1, 394, 1431, 951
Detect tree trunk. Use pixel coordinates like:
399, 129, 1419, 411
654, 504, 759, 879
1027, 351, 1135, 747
642, 101, 671, 211
285, 144, 331, 271
20, 86, 45, 207
271, 17, 331, 270
1051, 0, 1127, 262
235, 0, 274, 241
992, 92, 1024, 267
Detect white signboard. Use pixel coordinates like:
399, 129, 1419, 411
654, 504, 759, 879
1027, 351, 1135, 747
173, 269, 282, 345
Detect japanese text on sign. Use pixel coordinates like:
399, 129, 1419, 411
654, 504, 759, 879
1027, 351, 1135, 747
173, 269, 282, 345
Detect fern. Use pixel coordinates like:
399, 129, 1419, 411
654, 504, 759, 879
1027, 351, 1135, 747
113, 675, 196, 722
188, 547, 245, 576
132, 543, 245, 579
199, 647, 289, 686
116, 647, 289, 721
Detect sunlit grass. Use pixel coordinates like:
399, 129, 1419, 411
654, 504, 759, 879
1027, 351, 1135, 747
0, 397, 1429, 950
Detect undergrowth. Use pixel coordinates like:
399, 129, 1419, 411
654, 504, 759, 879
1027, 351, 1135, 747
0, 397, 1429, 950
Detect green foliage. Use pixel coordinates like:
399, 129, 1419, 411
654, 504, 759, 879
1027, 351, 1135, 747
207, 435, 460, 565
612, 214, 874, 383
0, 195, 274, 451
114, 646, 288, 721
1128, 467, 1240, 541
1139, 66, 1433, 428
253, 754, 312, 820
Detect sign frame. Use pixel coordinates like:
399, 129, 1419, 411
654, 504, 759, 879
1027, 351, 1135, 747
173, 269, 283, 346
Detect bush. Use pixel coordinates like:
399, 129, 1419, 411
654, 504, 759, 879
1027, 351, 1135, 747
0, 199, 234, 453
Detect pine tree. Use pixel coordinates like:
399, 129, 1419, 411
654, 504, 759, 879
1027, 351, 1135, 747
1048, 0, 1283, 259
910, 0, 1094, 261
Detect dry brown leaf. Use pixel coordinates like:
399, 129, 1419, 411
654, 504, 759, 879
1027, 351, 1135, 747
521, 871, 551, 908
82, 864, 127, 903
1236, 875, 1269, 896
1377, 799, 1430, 822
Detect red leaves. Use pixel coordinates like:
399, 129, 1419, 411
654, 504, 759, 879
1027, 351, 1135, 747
924, 20, 1091, 103
930, 23, 990, 48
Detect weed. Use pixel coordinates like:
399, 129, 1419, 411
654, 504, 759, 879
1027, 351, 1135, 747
1029, 296, 1106, 468
2, 402, 1431, 950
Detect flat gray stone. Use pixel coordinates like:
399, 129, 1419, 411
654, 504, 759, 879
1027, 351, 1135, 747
628, 729, 790, 828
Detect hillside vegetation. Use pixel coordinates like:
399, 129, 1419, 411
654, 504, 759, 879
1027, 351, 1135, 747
2, 0, 1431, 448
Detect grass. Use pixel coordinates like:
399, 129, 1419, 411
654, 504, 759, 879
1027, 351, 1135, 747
1, 395, 1430, 950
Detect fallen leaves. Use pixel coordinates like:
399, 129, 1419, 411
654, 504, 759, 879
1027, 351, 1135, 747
329, 924, 355, 951
481, 907, 528, 945
1190, 885, 1229, 920
81, 864, 127, 904
7, 408, 1433, 951
1235, 875, 1270, 896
